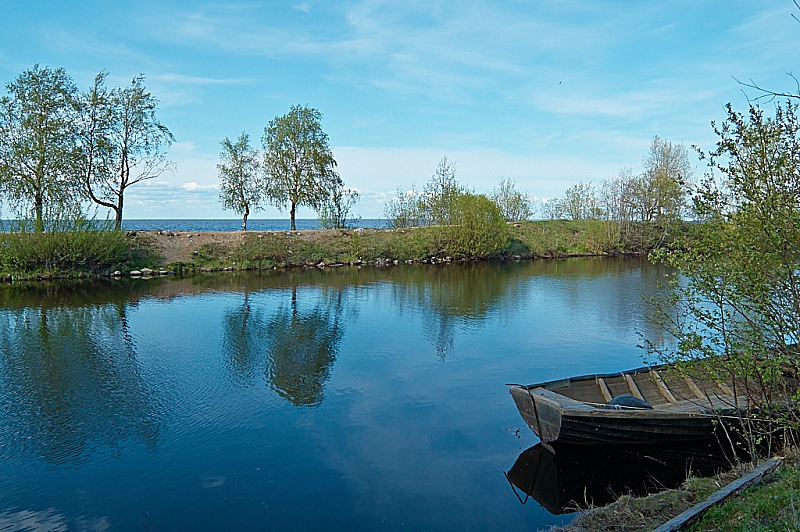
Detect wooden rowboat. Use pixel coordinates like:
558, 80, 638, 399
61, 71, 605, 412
509, 363, 792, 445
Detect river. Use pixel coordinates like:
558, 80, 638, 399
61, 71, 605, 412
0, 257, 679, 530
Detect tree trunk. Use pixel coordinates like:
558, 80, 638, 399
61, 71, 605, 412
34, 193, 44, 233
290, 202, 296, 231
242, 205, 249, 231
115, 193, 124, 230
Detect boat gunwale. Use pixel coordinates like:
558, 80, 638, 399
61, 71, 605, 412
512, 386, 724, 418
509, 362, 759, 418
509, 360, 797, 444
511, 363, 668, 392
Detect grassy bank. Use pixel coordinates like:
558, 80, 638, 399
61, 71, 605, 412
0, 220, 652, 280
169, 219, 633, 273
554, 449, 800, 531
0, 228, 158, 281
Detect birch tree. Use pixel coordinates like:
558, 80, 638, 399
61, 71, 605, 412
218, 132, 263, 230
0, 65, 81, 231
84, 75, 174, 229
262, 105, 340, 231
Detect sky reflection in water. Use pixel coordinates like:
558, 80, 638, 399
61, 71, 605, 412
0, 257, 672, 530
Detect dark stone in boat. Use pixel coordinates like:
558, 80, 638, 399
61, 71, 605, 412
608, 394, 653, 409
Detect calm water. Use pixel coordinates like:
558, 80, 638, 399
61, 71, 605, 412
0, 257, 675, 530
122, 219, 387, 232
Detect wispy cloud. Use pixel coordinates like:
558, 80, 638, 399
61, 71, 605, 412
5, 1, 794, 219
148, 73, 252, 86
182, 182, 218, 192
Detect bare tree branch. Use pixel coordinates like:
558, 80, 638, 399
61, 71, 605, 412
735, 74, 800, 103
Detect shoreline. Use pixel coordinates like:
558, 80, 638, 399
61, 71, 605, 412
1, 220, 644, 282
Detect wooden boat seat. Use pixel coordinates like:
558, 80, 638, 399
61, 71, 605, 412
550, 366, 770, 414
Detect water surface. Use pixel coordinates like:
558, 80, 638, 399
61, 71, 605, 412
0, 257, 673, 530
121, 218, 386, 232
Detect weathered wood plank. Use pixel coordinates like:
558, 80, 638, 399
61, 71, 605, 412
597, 377, 613, 402
652, 370, 678, 404
624, 374, 645, 400
717, 380, 734, 396
683, 377, 707, 400
653, 457, 783, 532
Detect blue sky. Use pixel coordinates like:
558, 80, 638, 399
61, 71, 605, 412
1, 1, 798, 219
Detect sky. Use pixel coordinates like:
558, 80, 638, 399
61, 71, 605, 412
1, 1, 799, 220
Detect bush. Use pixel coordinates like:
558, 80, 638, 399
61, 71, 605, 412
0, 224, 130, 273
444, 194, 509, 259
384, 186, 426, 228
318, 187, 360, 229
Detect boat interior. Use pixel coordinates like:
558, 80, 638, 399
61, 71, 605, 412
536, 365, 797, 414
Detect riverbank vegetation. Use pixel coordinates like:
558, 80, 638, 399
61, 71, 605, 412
0, 218, 643, 280
647, 102, 800, 459
555, 101, 800, 531
556, 449, 800, 531
0, 220, 156, 280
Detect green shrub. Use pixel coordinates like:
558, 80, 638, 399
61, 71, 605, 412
445, 194, 509, 259
0, 223, 130, 273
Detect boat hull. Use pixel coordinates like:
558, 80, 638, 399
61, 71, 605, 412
510, 385, 718, 445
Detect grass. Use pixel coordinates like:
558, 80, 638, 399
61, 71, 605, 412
0, 227, 161, 281
507, 219, 625, 258
551, 450, 800, 532
687, 453, 800, 531
173, 220, 639, 272
0, 219, 650, 281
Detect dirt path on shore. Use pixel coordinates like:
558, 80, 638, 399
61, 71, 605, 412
138, 228, 340, 265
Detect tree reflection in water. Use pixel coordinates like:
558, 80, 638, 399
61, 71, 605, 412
221, 290, 268, 384
221, 284, 344, 407
266, 286, 343, 407
387, 258, 673, 361
0, 302, 161, 463
392, 264, 521, 361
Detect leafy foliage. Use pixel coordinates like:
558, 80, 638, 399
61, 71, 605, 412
421, 155, 464, 226
544, 138, 694, 250
83, 74, 174, 229
218, 132, 263, 230
490, 178, 533, 222
76, 73, 115, 222
318, 186, 360, 229
383, 156, 507, 258
262, 105, 341, 230
0, 65, 82, 231
639, 136, 692, 223
546, 182, 602, 221
445, 193, 508, 258
649, 102, 800, 453
384, 186, 425, 228
0, 66, 173, 232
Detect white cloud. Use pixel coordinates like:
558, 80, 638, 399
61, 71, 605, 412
182, 181, 218, 192
294, 3, 311, 14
